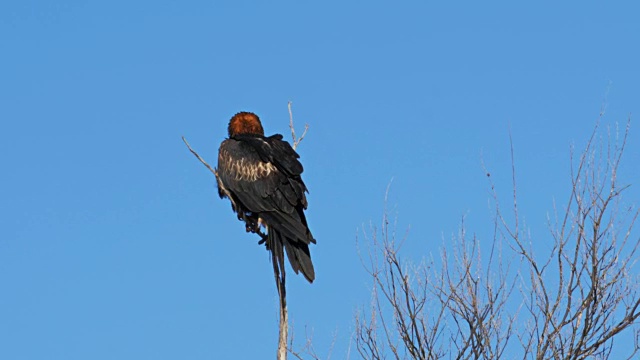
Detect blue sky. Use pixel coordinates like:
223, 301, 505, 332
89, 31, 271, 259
1, 1, 639, 359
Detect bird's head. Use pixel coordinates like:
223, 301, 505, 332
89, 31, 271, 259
228, 112, 264, 137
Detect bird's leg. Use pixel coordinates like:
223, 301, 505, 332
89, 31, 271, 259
256, 228, 268, 245
240, 212, 258, 232
240, 212, 269, 246
255, 217, 268, 245
248, 225, 268, 246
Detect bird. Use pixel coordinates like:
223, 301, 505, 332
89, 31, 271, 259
215, 111, 316, 283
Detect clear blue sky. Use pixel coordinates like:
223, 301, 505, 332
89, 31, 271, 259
1, 1, 639, 359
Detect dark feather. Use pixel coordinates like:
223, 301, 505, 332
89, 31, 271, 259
217, 133, 315, 282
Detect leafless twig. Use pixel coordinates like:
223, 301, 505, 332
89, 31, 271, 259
182, 136, 217, 177
351, 116, 639, 360
289, 101, 309, 150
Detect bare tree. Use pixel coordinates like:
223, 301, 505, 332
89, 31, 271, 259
353, 117, 640, 359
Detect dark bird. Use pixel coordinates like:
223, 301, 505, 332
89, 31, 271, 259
215, 112, 316, 283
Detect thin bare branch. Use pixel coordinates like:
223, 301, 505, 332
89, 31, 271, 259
182, 136, 217, 177
289, 101, 309, 150
348, 117, 639, 360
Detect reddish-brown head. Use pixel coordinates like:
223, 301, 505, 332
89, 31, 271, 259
228, 112, 264, 137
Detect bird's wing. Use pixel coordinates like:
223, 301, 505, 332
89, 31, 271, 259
217, 135, 316, 282
217, 136, 311, 241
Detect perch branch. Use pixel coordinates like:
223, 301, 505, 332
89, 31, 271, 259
182, 136, 217, 177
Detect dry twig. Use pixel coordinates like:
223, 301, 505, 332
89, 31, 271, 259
352, 117, 639, 360
289, 101, 309, 150
182, 136, 217, 177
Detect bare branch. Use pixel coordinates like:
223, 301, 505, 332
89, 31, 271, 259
349, 117, 639, 360
182, 136, 217, 177
289, 101, 309, 150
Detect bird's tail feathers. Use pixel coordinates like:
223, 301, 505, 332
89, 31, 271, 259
267, 229, 286, 282
267, 228, 315, 283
